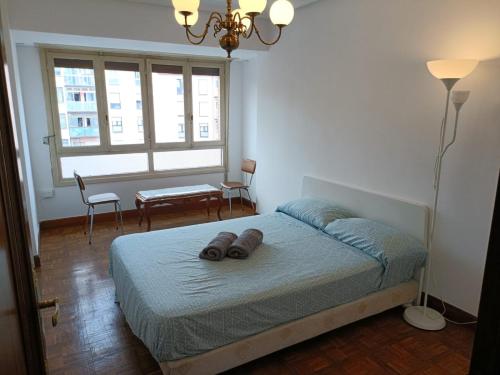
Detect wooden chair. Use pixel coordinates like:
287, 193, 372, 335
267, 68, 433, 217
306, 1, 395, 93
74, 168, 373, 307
221, 159, 256, 215
74, 171, 123, 244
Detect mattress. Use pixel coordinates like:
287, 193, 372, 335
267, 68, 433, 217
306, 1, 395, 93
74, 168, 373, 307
109, 212, 423, 362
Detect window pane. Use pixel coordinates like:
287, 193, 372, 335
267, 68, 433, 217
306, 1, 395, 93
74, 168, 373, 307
153, 148, 223, 171
151, 64, 185, 143
192, 67, 221, 142
54, 60, 100, 147
60, 153, 148, 178
105, 62, 144, 145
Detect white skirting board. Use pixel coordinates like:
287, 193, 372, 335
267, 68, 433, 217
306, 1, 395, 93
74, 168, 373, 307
160, 280, 419, 375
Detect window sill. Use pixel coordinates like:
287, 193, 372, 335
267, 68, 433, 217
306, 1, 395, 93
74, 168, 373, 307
55, 166, 226, 187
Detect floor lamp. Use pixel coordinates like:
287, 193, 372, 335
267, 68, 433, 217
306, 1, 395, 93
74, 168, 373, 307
403, 59, 479, 331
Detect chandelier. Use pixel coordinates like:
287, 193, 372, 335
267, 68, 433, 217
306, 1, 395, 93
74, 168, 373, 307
171, 0, 295, 58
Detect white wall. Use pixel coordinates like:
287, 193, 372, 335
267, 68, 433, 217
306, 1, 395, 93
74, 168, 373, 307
17, 45, 246, 220
0, 0, 40, 255
241, 60, 260, 201
244, 0, 500, 315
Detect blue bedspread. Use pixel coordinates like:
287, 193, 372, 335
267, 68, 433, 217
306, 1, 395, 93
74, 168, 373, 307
109, 213, 423, 361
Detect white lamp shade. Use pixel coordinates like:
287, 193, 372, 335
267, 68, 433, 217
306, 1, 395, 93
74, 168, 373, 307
269, 0, 294, 25
232, 9, 252, 30
175, 10, 199, 26
426, 59, 479, 80
452, 90, 470, 105
172, 0, 200, 13
239, 0, 267, 14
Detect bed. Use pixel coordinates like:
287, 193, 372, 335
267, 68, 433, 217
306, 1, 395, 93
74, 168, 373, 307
110, 176, 429, 374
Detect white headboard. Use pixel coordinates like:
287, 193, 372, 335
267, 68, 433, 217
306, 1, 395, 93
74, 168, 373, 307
302, 176, 429, 244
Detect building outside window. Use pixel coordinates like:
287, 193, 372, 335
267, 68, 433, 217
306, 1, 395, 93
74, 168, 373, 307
57, 87, 64, 103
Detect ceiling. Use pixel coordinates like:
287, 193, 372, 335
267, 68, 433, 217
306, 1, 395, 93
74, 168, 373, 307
125, 0, 320, 11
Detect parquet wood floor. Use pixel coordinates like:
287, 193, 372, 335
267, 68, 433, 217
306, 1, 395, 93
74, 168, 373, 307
37, 207, 475, 375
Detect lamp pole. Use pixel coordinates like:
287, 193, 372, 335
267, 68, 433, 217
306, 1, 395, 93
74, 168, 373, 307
404, 59, 477, 331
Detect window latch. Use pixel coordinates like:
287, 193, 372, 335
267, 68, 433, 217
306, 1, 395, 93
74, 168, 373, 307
42, 134, 55, 145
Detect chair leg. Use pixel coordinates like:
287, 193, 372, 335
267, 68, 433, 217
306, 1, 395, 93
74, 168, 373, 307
84, 205, 90, 235
114, 202, 119, 230
245, 188, 255, 213
228, 189, 232, 216
239, 188, 244, 212
89, 205, 95, 244
117, 201, 124, 234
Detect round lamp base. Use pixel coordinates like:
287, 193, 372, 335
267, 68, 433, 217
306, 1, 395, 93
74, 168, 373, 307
403, 305, 446, 331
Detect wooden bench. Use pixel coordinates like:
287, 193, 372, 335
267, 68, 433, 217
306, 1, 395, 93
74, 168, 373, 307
135, 184, 223, 231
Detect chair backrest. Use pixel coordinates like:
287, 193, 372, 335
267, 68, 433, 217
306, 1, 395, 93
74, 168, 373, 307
241, 159, 256, 175
241, 159, 256, 186
73, 171, 88, 204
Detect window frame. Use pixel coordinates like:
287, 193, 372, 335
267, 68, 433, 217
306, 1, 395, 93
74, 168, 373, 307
102, 56, 150, 153
189, 61, 226, 147
42, 49, 227, 186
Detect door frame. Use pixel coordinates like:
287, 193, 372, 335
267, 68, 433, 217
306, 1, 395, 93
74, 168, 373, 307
470, 171, 500, 374
0, 29, 46, 374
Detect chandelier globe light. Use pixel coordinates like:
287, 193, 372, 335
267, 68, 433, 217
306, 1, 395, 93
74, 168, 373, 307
239, 0, 267, 15
171, 0, 295, 58
269, 0, 294, 25
172, 0, 200, 13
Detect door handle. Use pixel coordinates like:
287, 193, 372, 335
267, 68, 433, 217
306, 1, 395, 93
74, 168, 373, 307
38, 298, 59, 327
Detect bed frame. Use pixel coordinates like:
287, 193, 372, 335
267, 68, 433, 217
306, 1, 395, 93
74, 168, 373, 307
160, 176, 429, 375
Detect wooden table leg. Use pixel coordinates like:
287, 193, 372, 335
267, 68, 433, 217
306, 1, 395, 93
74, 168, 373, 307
216, 194, 223, 221
144, 203, 152, 231
135, 198, 143, 226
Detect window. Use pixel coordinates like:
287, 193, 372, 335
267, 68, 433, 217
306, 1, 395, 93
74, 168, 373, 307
109, 92, 121, 109
192, 67, 221, 142
198, 79, 208, 95
59, 114, 67, 129
199, 123, 209, 138
45, 50, 226, 184
199, 102, 209, 117
57, 87, 64, 103
111, 117, 123, 133
151, 64, 186, 143
60, 153, 149, 178
176, 78, 184, 95
153, 149, 223, 171
107, 70, 121, 85
137, 117, 143, 133
177, 123, 185, 139
52, 58, 101, 148
104, 61, 144, 145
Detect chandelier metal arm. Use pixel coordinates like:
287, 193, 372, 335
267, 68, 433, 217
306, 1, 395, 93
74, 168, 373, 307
253, 23, 284, 46
231, 11, 251, 38
241, 15, 255, 39
184, 12, 224, 45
